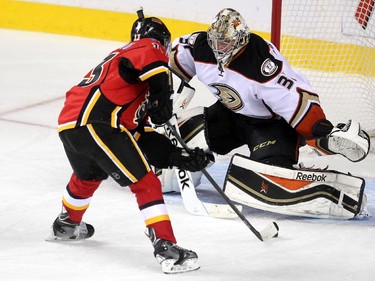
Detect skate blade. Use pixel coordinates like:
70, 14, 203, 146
45, 231, 61, 242
44, 230, 77, 242
44, 230, 69, 242
161, 258, 200, 274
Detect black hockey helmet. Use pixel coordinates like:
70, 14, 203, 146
130, 7, 171, 53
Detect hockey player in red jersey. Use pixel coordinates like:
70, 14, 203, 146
167, 8, 370, 219
46, 8, 209, 274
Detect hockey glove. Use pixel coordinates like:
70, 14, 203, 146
168, 147, 214, 172
148, 95, 173, 125
327, 119, 370, 162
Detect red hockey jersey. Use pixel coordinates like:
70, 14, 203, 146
58, 38, 169, 132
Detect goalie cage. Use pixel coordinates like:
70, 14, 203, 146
271, 0, 375, 145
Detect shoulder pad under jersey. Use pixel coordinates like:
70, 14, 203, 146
179, 32, 206, 48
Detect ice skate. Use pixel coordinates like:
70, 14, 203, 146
145, 227, 200, 274
45, 212, 95, 241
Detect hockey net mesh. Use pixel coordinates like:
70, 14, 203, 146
279, 0, 375, 139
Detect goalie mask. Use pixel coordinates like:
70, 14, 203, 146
130, 8, 171, 55
207, 8, 249, 66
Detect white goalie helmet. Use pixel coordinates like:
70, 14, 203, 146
207, 8, 249, 65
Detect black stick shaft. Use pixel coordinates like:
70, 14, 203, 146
166, 120, 266, 241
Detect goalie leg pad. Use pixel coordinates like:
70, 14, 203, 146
159, 107, 211, 193
177, 106, 208, 151
154, 107, 208, 193
223, 154, 366, 219
156, 167, 203, 194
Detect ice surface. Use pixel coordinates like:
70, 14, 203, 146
0, 29, 374, 281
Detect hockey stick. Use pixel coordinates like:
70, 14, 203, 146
161, 68, 240, 218
165, 115, 239, 219
166, 120, 279, 241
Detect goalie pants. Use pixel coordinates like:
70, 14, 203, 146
204, 101, 301, 168
58, 124, 176, 243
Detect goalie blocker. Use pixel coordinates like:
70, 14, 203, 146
223, 154, 367, 220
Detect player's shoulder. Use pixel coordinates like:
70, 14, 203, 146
176, 31, 207, 47
181, 31, 216, 63
120, 38, 167, 55
229, 33, 282, 83
248, 33, 271, 50
188, 31, 208, 46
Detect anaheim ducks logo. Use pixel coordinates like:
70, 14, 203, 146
208, 83, 244, 111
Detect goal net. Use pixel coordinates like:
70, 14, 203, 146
271, 0, 375, 137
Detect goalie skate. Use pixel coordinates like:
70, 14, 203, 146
45, 213, 95, 241
145, 227, 200, 274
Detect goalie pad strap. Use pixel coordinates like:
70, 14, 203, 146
224, 154, 365, 219
312, 118, 333, 137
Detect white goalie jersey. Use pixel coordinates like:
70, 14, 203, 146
170, 31, 327, 139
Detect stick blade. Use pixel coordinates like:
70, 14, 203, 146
205, 203, 242, 219
259, 222, 279, 241
183, 198, 243, 219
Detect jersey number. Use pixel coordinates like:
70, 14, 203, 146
78, 52, 118, 87
276, 75, 294, 90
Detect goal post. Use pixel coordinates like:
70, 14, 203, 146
271, 0, 375, 137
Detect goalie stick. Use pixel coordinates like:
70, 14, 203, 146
165, 115, 238, 219
166, 120, 279, 242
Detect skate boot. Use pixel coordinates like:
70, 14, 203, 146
45, 213, 95, 241
145, 227, 200, 274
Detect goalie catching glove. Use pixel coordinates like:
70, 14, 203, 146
326, 120, 370, 162
168, 147, 214, 172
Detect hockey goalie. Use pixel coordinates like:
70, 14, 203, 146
157, 8, 371, 220
156, 73, 371, 220
159, 101, 370, 220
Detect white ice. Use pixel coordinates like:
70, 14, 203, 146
0, 29, 374, 281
